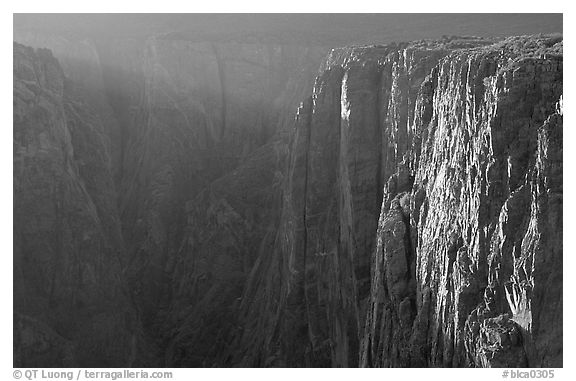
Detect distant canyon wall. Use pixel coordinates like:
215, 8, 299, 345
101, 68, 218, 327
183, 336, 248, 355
13, 32, 328, 366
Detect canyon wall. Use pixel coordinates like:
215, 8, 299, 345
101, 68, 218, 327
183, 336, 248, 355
13, 33, 562, 367
13, 33, 328, 366
362, 36, 563, 368
13, 43, 140, 367
233, 35, 562, 367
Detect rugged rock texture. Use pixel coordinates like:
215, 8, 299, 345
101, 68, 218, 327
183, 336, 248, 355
232, 35, 562, 368
14, 33, 562, 368
363, 36, 562, 368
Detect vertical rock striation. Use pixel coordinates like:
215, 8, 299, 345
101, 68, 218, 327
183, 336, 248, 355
360, 36, 563, 368
233, 39, 479, 367
250, 35, 562, 368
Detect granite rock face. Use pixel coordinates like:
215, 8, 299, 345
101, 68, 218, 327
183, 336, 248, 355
241, 36, 562, 367
367, 36, 563, 368
13, 34, 562, 368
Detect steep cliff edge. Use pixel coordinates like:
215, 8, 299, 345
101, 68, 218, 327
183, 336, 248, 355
242, 35, 563, 367
362, 36, 562, 368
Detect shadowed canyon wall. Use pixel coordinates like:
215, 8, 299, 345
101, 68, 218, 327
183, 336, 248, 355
13, 32, 329, 366
14, 25, 562, 368
13, 43, 140, 367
